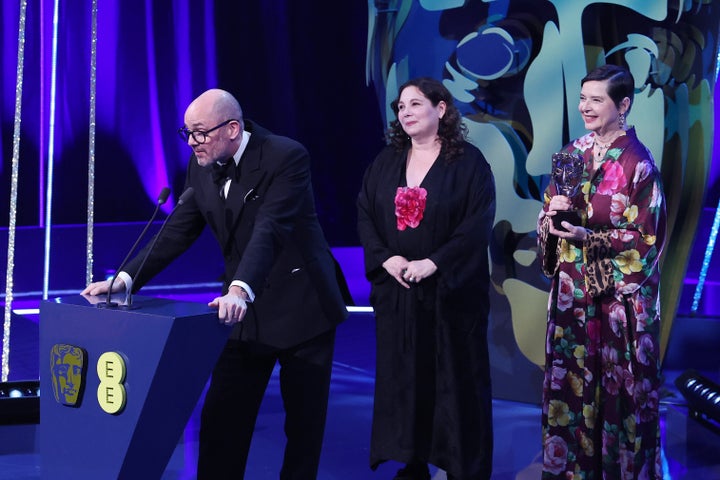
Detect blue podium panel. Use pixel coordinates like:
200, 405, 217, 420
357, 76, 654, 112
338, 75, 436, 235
39, 295, 229, 479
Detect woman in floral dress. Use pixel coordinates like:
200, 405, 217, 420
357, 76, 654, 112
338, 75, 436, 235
538, 64, 666, 479
357, 77, 496, 480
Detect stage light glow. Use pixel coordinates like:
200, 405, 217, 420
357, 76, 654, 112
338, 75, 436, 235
42, 0, 61, 300
0, 380, 40, 425
692, 197, 720, 313
675, 369, 720, 431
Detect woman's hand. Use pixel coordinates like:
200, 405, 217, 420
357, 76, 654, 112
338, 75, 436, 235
546, 195, 588, 241
548, 217, 589, 241
383, 255, 410, 288
383, 256, 438, 289
548, 195, 572, 213
401, 258, 437, 286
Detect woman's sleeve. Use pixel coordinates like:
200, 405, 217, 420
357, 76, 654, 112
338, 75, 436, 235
357, 156, 393, 282
427, 155, 496, 291
585, 155, 666, 298
537, 188, 561, 278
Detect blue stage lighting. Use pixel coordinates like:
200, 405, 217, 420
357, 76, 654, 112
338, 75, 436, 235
675, 370, 720, 431
0, 380, 40, 425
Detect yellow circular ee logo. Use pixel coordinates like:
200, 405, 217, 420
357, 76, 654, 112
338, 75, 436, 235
96, 351, 127, 414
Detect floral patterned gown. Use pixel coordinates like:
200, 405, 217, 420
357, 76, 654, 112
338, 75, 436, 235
537, 128, 666, 480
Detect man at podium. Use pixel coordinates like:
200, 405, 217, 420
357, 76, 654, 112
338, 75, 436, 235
82, 88, 349, 479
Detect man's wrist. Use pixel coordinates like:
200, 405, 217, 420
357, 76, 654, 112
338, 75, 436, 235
229, 280, 255, 302
116, 272, 132, 293
229, 284, 250, 301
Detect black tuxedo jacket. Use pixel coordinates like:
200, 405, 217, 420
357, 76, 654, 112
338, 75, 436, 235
125, 120, 349, 348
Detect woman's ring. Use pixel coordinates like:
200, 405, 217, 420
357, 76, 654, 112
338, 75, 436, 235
409, 276, 414, 282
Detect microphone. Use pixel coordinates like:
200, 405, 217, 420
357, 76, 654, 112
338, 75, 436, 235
99, 187, 171, 308
125, 187, 195, 308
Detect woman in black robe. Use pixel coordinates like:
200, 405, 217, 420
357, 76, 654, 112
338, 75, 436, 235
357, 77, 496, 480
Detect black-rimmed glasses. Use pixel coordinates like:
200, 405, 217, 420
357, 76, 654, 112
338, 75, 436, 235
177, 119, 238, 144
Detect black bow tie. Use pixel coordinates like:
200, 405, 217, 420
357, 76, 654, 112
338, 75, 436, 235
211, 159, 238, 186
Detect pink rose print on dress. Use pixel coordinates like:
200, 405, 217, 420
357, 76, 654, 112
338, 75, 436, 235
616, 281, 640, 296
573, 133, 594, 152
610, 229, 634, 243
394, 186, 427, 230
610, 193, 630, 226
633, 159, 653, 184
543, 435, 568, 475
650, 181, 662, 209
597, 161, 627, 195
631, 296, 651, 330
557, 271, 575, 312
573, 307, 585, 325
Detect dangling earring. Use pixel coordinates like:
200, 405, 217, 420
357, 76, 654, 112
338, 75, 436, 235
618, 112, 626, 129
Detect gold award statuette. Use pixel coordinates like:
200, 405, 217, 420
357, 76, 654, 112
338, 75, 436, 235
551, 152, 584, 231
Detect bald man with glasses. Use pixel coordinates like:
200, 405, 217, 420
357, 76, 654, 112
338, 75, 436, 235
83, 88, 350, 479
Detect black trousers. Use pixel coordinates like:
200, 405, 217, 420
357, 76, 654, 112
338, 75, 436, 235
197, 328, 336, 479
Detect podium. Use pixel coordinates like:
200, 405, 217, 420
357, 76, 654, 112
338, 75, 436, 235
39, 295, 229, 479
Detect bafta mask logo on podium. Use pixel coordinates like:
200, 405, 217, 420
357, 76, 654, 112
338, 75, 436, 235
50, 343, 127, 414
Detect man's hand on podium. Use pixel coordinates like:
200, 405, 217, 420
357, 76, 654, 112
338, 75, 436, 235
81, 277, 126, 297
209, 285, 248, 326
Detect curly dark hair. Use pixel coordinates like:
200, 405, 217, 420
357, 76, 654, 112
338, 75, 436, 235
386, 77, 467, 161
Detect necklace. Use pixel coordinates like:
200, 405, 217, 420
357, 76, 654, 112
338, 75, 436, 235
594, 142, 611, 161
593, 130, 625, 161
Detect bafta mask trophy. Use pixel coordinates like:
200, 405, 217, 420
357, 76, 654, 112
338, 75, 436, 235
551, 152, 585, 231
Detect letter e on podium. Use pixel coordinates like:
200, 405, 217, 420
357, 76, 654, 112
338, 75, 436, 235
97, 352, 127, 414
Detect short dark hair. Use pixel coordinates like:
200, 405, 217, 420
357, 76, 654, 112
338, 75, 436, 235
386, 77, 467, 160
581, 64, 635, 113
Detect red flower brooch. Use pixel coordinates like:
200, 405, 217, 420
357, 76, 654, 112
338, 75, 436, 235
394, 186, 427, 230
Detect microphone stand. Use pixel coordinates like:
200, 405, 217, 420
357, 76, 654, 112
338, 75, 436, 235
125, 187, 195, 308
98, 187, 170, 308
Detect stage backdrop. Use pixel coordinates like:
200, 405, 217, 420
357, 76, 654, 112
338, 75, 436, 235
1, 0, 381, 382
366, 0, 720, 401
0, 0, 383, 245
1, 0, 719, 403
